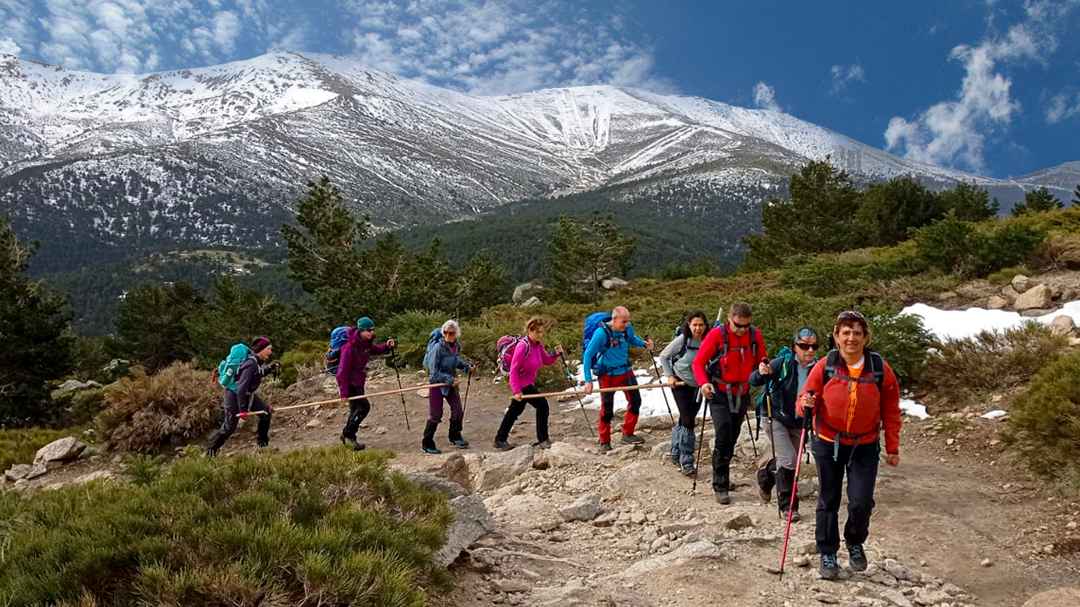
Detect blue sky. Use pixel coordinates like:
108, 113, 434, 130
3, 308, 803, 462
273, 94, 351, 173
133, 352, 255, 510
1, 1, 1077, 179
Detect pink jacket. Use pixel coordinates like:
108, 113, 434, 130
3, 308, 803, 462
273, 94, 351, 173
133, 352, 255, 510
509, 338, 559, 394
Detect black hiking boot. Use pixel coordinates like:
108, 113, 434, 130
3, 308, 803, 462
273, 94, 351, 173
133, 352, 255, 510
680, 466, 697, 477
494, 440, 513, 451
715, 490, 731, 505
780, 508, 801, 523
599, 442, 612, 452
449, 419, 469, 449
422, 445, 442, 455
449, 438, 470, 449
341, 436, 365, 451
422, 421, 441, 455
533, 440, 552, 449
848, 544, 868, 572
620, 433, 645, 445
820, 553, 841, 580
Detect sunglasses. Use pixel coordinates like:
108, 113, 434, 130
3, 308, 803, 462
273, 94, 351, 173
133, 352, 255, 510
795, 342, 818, 351
732, 321, 751, 329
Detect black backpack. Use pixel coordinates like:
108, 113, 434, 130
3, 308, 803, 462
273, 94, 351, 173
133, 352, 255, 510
670, 326, 700, 365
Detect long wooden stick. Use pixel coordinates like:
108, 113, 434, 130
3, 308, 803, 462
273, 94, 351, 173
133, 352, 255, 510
530, 381, 685, 402
239, 383, 448, 417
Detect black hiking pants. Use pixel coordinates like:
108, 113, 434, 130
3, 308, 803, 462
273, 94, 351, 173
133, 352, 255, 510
207, 390, 271, 453
495, 385, 550, 443
672, 383, 700, 430
813, 438, 880, 556
709, 391, 748, 493
341, 384, 371, 440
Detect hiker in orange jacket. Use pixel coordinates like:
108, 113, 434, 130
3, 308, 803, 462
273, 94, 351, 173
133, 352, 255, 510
798, 310, 902, 581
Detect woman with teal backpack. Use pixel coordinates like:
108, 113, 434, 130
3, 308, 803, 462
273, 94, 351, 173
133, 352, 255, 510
207, 336, 277, 456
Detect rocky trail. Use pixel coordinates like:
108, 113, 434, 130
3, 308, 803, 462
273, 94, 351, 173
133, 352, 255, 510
10, 370, 1079, 607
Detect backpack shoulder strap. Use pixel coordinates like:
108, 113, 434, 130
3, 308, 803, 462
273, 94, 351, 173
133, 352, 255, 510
868, 351, 885, 389
719, 324, 730, 358
823, 349, 841, 383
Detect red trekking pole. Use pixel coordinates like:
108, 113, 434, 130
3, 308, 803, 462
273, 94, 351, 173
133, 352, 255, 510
778, 391, 814, 580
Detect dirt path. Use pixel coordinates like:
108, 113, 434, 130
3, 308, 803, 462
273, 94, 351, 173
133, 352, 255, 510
120, 370, 1080, 605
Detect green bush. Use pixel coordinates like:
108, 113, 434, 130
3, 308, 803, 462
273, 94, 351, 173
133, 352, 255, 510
863, 310, 934, 386
382, 310, 451, 368
1004, 350, 1080, 484
0, 448, 452, 606
913, 214, 1045, 277
279, 339, 327, 387
0, 427, 82, 472
921, 323, 1068, 411
96, 363, 220, 453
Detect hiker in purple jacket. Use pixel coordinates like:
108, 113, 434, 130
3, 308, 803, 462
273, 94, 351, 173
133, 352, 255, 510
336, 316, 396, 451
494, 317, 564, 451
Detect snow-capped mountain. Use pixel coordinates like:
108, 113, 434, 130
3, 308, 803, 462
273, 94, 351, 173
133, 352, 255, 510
0, 51, 1071, 271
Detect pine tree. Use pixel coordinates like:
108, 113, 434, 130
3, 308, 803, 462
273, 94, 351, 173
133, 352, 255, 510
452, 252, 509, 318
855, 176, 943, 246
546, 215, 636, 303
1011, 187, 1063, 216
0, 216, 76, 426
938, 182, 999, 221
110, 282, 205, 372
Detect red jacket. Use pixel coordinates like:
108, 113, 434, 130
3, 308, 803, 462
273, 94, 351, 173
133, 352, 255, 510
692, 324, 767, 395
797, 353, 902, 455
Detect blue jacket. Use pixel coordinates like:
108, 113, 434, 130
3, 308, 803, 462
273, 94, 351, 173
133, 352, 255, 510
428, 337, 471, 387
582, 322, 646, 382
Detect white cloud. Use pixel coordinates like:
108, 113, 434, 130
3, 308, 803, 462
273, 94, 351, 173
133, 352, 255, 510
884, 0, 1080, 171
830, 63, 866, 95
344, 0, 668, 95
1046, 92, 1080, 123
0, 36, 19, 55
752, 81, 782, 112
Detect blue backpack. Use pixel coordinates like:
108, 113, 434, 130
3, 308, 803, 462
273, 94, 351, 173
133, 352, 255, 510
324, 326, 350, 374
582, 312, 613, 353
218, 343, 253, 392
423, 329, 443, 374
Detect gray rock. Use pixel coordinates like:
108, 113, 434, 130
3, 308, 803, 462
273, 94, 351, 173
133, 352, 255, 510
51, 379, 102, 400
559, 494, 602, 522
520, 296, 543, 308
724, 513, 755, 530
601, 277, 629, 291
478, 445, 535, 490
25, 463, 48, 480
880, 589, 913, 607
619, 540, 726, 577
987, 295, 1009, 310
1049, 315, 1076, 337
405, 471, 467, 498
1021, 587, 1080, 607
1001, 284, 1020, 302
33, 437, 87, 465
437, 453, 475, 493
660, 518, 704, 535
913, 588, 950, 606
305, 418, 324, 428
592, 511, 619, 527
1015, 284, 1053, 311
4, 464, 32, 482
1011, 274, 1032, 293
71, 470, 116, 485
495, 579, 531, 594
512, 281, 544, 304
546, 442, 591, 467
433, 495, 494, 567
883, 559, 913, 582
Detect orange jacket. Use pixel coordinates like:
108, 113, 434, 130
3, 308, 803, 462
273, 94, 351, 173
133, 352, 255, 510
797, 352, 902, 455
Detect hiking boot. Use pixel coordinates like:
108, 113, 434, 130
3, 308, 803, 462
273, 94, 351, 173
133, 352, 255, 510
341, 436, 365, 451
819, 554, 841, 580
715, 491, 731, 505
422, 445, 442, 455
680, 466, 697, 477
599, 442, 612, 452
533, 440, 552, 449
494, 440, 513, 451
848, 544, 868, 572
620, 434, 645, 445
206, 447, 219, 458
449, 438, 470, 449
780, 508, 801, 523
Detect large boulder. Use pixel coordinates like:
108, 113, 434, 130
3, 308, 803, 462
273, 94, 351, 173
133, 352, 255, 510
487, 493, 560, 531
33, 437, 87, 465
512, 281, 544, 304
477, 445, 534, 490
1011, 274, 1032, 293
520, 296, 543, 308
545, 442, 593, 468
405, 472, 467, 498
1015, 284, 1053, 311
51, 379, 102, 400
433, 495, 494, 567
559, 494, 602, 522
1022, 587, 1080, 607
1049, 315, 1076, 337
987, 295, 1009, 310
1001, 285, 1020, 303
4, 464, 32, 482
601, 277, 629, 291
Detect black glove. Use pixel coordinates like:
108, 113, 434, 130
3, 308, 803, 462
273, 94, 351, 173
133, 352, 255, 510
266, 361, 282, 377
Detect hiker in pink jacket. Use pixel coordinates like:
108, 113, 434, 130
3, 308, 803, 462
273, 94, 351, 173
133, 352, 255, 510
494, 317, 564, 450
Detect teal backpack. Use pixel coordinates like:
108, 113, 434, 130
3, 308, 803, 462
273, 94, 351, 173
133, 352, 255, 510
218, 343, 253, 392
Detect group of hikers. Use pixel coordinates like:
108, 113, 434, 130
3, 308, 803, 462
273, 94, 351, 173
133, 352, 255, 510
207, 303, 902, 580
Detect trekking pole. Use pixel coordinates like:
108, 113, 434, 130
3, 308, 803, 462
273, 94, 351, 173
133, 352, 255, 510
518, 382, 684, 400
743, 403, 759, 459
461, 363, 474, 421
646, 344, 676, 425
691, 389, 709, 494
765, 389, 779, 518
389, 344, 410, 431
238, 383, 448, 416
778, 392, 814, 580
560, 352, 596, 437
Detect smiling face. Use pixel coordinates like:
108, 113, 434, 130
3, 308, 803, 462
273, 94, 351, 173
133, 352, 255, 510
689, 317, 707, 339
834, 322, 868, 358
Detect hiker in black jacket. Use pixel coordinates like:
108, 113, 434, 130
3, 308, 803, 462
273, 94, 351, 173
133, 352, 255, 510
207, 336, 276, 456
749, 327, 820, 521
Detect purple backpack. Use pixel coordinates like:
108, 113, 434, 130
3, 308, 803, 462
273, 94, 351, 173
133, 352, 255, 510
497, 335, 530, 375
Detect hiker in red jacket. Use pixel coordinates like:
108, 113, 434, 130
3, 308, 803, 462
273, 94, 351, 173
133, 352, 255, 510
798, 310, 901, 581
692, 302, 768, 504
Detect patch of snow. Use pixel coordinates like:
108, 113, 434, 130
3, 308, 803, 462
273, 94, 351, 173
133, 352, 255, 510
900, 399, 930, 420
982, 410, 1008, 420
573, 357, 709, 420
902, 301, 1080, 342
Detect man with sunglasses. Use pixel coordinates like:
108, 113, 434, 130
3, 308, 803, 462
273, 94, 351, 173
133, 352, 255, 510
799, 311, 901, 581
750, 327, 821, 522
692, 302, 768, 504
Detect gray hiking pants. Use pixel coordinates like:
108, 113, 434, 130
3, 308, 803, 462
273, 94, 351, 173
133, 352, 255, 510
771, 422, 803, 471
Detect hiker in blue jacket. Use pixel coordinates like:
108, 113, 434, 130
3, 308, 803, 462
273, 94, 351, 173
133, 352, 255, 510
422, 320, 474, 454
207, 336, 275, 456
582, 306, 654, 450
749, 326, 821, 521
